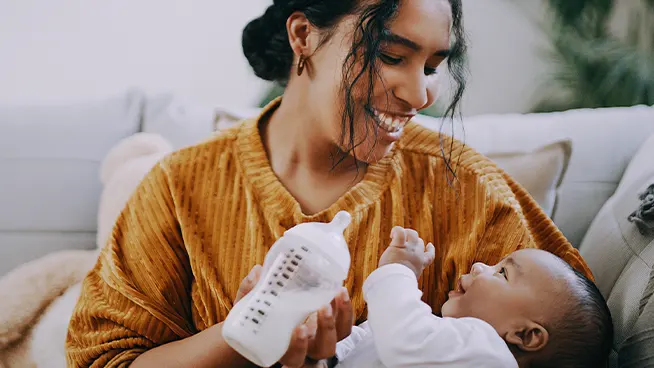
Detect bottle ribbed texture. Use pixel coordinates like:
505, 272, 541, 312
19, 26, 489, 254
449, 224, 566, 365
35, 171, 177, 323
66, 98, 591, 367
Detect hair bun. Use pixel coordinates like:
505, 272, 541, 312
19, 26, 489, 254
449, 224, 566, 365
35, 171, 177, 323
242, 4, 294, 82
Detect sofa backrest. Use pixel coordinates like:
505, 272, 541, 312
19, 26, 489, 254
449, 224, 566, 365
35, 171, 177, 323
0, 91, 144, 276
2, 90, 653, 276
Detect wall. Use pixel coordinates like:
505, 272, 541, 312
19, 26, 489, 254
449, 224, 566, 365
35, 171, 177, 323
0, 0, 270, 106
0, 0, 555, 115
461, 0, 551, 115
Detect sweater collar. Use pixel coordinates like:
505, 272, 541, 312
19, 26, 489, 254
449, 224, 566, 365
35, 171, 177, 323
235, 97, 400, 230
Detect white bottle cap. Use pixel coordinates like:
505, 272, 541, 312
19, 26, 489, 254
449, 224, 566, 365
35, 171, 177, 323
284, 211, 352, 279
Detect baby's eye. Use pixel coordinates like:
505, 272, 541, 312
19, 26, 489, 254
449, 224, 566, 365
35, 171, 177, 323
498, 267, 508, 280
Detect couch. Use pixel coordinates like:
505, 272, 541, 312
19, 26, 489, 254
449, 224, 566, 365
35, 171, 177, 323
1, 89, 653, 366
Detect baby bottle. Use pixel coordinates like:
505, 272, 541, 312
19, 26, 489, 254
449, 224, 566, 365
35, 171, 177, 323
222, 211, 352, 367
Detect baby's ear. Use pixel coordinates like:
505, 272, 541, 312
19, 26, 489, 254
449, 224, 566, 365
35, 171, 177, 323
505, 322, 549, 352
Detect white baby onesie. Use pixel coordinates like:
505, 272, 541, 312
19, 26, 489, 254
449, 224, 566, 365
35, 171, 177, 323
335, 264, 518, 368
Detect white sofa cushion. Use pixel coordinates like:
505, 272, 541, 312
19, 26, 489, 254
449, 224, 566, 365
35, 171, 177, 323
579, 134, 654, 367
141, 94, 216, 149
0, 90, 144, 275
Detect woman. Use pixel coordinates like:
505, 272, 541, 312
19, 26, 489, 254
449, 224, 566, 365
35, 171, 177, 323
66, 0, 592, 367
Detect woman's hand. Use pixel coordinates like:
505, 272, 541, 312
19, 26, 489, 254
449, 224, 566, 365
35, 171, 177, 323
280, 289, 352, 368
234, 265, 263, 303
236, 266, 353, 368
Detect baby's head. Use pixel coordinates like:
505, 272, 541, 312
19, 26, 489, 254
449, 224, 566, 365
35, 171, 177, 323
441, 249, 613, 368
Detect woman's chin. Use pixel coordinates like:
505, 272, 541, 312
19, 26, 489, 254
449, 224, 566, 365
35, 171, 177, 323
353, 142, 394, 164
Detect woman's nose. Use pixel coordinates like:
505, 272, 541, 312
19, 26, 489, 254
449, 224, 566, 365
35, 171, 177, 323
471, 262, 490, 276
393, 70, 429, 110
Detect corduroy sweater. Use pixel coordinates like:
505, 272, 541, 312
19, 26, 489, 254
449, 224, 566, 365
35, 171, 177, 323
66, 100, 591, 367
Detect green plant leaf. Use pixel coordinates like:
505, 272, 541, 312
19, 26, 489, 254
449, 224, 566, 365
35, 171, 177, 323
527, 0, 654, 111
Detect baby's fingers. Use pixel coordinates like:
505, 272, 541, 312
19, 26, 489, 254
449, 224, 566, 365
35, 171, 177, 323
389, 226, 407, 248
405, 229, 422, 246
424, 242, 436, 266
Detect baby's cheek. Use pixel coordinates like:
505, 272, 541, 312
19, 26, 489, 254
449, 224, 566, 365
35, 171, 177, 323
440, 301, 453, 317
440, 298, 460, 318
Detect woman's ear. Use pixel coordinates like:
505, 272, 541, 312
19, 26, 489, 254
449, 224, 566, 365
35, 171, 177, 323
505, 322, 549, 352
286, 11, 313, 58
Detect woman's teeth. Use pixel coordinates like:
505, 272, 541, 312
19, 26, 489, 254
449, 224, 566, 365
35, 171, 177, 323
372, 110, 407, 133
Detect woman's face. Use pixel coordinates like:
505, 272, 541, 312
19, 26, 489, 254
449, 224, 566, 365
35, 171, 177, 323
306, 0, 453, 163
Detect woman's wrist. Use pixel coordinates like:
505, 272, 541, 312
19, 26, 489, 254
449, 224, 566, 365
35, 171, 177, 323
271, 357, 336, 368
325, 355, 339, 368
131, 322, 254, 368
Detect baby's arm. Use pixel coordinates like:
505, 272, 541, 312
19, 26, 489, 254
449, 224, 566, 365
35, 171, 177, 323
364, 265, 515, 367
334, 324, 369, 362
364, 228, 517, 367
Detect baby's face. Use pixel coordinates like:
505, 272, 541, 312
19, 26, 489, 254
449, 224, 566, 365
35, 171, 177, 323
441, 249, 572, 335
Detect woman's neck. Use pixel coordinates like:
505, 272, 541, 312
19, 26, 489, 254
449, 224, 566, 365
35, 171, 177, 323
262, 87, 362, 179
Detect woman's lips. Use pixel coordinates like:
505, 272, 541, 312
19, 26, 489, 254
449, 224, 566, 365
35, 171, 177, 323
369, 108, 414, 142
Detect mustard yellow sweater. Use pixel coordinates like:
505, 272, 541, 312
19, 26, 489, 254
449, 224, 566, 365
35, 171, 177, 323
66, 100, 591, 367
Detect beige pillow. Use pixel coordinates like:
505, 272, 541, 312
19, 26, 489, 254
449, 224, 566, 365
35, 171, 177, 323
487, 140, 572, 217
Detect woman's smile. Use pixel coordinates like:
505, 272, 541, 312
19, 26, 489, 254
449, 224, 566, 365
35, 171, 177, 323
367, 107, 415, 142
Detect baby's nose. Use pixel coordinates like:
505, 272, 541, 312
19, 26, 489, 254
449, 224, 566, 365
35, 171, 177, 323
471, 262, 490, 276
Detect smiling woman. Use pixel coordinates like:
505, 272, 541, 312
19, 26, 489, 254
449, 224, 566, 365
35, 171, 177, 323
65, 1, 592, 368
244, 0, 465, 170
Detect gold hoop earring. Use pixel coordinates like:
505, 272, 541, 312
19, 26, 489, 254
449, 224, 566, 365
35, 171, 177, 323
297, 54, 306, 76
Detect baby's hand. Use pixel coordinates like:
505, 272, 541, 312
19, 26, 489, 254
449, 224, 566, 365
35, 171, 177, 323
378, 227, 436, 278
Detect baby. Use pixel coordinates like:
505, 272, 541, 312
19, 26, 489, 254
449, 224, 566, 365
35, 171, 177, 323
334, 227, 614, 368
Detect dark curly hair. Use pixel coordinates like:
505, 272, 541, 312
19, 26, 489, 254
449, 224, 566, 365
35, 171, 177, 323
531, 267, 613, 368
242, 0, 467, 173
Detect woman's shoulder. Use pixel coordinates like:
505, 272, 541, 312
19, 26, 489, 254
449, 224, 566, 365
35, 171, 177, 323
397, 121, 504, 181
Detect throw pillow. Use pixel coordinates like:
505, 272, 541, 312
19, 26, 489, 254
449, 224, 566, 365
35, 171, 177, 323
579, 133, 654, 368
487, 140, 571, 218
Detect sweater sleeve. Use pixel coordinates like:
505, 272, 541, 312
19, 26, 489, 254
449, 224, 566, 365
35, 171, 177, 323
363, 264, 518, 367
66, 161, 195, 368
473, 168, 592, 279
502, 171, 592, 277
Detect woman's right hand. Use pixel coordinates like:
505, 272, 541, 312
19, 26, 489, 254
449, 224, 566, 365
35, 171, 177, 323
237, 267, 353, 368
279, 289, 352, 368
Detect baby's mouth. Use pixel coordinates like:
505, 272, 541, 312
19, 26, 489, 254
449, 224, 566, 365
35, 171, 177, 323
448, 277, 466, 298
456, 277, 466, 293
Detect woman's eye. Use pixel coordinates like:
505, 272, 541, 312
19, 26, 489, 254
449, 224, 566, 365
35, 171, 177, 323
379, 53, 402, 65
498, 267, 508, 280
424, 66, 438, 76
